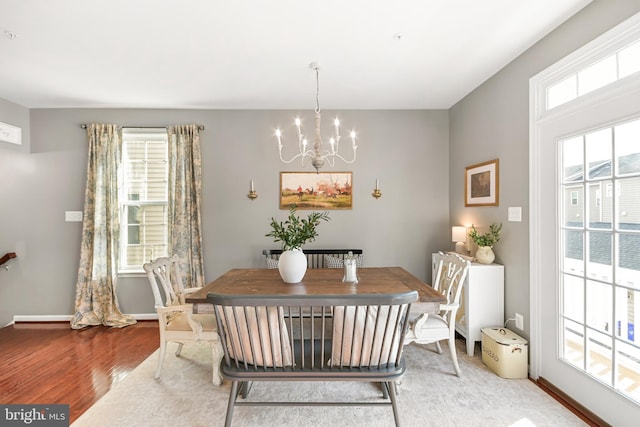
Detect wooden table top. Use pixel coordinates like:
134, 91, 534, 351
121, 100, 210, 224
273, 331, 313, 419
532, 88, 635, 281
186, 267, 445, 305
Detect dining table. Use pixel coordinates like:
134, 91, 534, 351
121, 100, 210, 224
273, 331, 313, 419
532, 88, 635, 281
186, 266, 446, 314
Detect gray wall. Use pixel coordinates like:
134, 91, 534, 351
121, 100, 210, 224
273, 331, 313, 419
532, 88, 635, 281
0, 108, 449, 326
449, 0, 640, 342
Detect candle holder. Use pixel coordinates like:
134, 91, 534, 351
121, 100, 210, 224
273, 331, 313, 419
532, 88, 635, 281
342, 256, 358, 284
248, 180, 257, 200
372, 179, 382, 199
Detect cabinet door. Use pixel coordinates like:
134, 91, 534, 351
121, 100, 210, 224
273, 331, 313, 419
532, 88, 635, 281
465, 265, 505, 343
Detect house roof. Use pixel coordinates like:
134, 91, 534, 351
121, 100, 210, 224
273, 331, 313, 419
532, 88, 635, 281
564, 153, 640, 181
0, 0, 591, 109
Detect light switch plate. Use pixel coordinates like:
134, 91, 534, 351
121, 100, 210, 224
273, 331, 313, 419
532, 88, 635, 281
508, 206, 522, 222
65, 211, 83, 222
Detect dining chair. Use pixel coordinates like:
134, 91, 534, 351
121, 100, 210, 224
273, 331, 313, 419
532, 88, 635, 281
143, 255, 223, 385
404, 252, 470, 376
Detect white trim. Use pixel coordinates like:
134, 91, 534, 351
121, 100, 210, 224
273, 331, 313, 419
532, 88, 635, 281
12, 313, 158, 323
528, 80, 542, 379
535, 11, 640, 117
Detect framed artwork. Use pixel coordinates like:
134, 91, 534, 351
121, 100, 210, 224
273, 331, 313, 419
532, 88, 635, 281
280, 172, 352, 210
465, 159, 499, 207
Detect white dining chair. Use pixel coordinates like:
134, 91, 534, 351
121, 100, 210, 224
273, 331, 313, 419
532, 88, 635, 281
143, 255, 223, 385
404, 252, 470, 376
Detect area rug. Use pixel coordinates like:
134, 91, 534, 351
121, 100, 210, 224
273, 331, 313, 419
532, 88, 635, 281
72, 339, 586, 427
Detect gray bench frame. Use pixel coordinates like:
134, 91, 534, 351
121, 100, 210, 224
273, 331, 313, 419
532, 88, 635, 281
208, 291, 416, 427
262, 248, 363, 268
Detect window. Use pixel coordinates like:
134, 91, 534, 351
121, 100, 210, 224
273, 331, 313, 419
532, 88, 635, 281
120, 128, 168, 272
571, 190, 579, 206
547, 39, 640, 110
559, 117, 640, 404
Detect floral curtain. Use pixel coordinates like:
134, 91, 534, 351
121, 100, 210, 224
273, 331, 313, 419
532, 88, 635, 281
167, 124, 205, 289
70, 124, 136, 329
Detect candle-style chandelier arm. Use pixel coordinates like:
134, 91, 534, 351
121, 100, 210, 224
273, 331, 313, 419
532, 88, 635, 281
275, 120, 357, 166
273, 62, 359, 172
326, 149, 358, 165
275, 127, 317, 164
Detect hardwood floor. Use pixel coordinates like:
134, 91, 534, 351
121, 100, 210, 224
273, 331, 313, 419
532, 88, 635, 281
0, 321, 159, 424
1, 321, 606, 426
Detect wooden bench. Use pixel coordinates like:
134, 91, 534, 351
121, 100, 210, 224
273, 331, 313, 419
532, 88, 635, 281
207, 288, 416, 427
262, 248, 363, 268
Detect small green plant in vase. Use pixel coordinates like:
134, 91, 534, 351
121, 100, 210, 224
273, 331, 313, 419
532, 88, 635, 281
266, 206, 330, 251
469, 223, 502, 247
265, 206, 330, 283
469, 223, 502, 264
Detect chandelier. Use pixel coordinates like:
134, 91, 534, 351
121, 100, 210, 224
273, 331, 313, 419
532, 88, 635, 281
275, 62, 357, 173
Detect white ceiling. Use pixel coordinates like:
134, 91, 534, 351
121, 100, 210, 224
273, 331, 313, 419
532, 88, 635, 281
0, 0, 591, 110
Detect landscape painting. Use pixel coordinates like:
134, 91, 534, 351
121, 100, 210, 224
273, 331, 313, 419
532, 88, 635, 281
279, 172, 353, 210
465, 158, 499, 207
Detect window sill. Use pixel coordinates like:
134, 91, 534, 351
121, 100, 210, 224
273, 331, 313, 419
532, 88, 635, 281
118, 270, 146, 278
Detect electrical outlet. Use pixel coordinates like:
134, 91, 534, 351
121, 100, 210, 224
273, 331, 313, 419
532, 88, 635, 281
515, 313, 524, 330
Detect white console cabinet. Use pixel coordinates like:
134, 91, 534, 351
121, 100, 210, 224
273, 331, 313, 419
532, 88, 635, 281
432, 253, 504, 356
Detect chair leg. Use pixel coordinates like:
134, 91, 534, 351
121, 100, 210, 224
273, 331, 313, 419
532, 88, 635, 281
211, 340, 224, 385
175, 342, 184, 356
239, 381, 253, 399
155, 340, 167, 379
387, 381, 402, 427
449, 335, 461, 376
224, 381, 239, 427
435, 341, 443, 354
381, 382, 389, 399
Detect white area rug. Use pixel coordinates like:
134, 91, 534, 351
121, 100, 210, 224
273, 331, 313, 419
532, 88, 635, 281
72, 339, 586, 427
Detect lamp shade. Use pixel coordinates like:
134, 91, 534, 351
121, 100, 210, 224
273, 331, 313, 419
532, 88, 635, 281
452, 226, 467, 243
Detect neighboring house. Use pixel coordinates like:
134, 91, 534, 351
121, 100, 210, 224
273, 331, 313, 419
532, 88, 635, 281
565, 153, 640, 264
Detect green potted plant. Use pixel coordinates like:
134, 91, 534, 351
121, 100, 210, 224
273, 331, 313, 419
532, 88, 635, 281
469, 223, 502, 264
266, 206, 330, 283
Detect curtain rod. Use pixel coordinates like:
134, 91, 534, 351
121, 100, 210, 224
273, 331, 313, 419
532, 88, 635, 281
80, 124, 205, 131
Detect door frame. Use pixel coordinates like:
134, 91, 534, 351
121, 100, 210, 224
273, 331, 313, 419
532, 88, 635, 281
529, 11, 640, 424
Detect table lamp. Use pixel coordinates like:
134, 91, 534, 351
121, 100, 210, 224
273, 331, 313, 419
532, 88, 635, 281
452, 226, 468, 254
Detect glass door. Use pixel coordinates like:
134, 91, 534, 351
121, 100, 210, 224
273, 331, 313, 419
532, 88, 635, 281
559, 119, 640, 404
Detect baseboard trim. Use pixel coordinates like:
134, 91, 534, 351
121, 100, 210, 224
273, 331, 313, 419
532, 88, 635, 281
535, 377, 611, 427
12, 313, 158, 323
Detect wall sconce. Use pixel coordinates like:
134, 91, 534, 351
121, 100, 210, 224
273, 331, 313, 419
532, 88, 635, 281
452, 226, 468, 254
372, 179, 382, 199
247, 180, 257, 200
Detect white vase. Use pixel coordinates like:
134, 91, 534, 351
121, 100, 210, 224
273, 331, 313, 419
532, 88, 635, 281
278, 248, 308, 283
475, 246, 495, 264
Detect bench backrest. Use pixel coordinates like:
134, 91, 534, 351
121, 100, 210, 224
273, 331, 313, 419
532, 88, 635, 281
208, 291, 416, 377
262, 249, 363, 269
